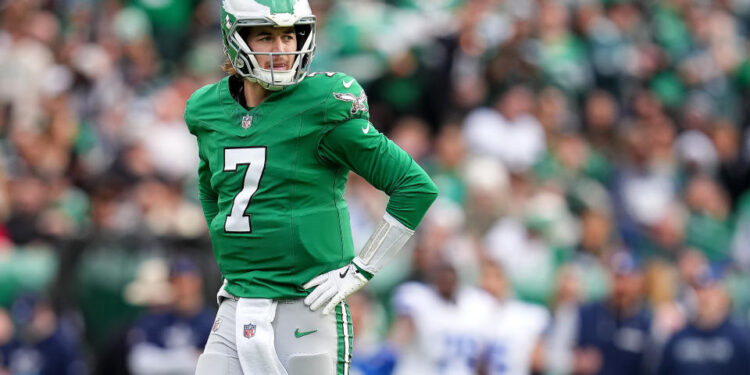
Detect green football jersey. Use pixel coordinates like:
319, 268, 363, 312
185, 72, 438, 299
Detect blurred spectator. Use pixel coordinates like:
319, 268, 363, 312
129, 0, 196, 65
574, 251, 656, 375
0, 0, 55, 132
534, 130, 613, 190
463, 84, 546, 173
541, 265, 584, 375
711, 120, 750, 209
535, 86, 575, 138
0, 295, 84, 375
424, 123, 468, 206
682, 175, 733, 264
4, 175, 50, 245
349, 291, 397, 375
478, 258, 549, 375
644, 261, 685, 346
732, 192, 750, 271
125, 257, 214, 375
610, 117, 682, 258
657, 267, 750, 375
367, 51, 433, 132
463, 156, 510, 235
388, 116, 432, 163
675, 249, 711, 315
569, 208, 613, 301
0, 307, 13, 375
134, 83, 199, 182
389, 262, 491, 375
484, 189, 574, 304
534, 0, 593, 97
582, 90, 619, 158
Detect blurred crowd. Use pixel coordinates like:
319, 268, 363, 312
1, 0, 750, 374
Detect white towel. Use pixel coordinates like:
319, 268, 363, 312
216, 279, 234, 305
235, 298, 288, 375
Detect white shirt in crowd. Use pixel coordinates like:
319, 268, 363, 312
392, 281, 493, 375
462, 108, 546, 173
483, 298, 550, 375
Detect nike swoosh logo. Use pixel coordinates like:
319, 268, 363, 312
339, 267, 349, 278
294, 328, 318, 338
343, 79, 354, 88
362, 122, 371, 134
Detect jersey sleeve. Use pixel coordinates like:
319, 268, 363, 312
323, 74, 371, 124
184, 90, 202, 136
184, 95, 218, 227
318, 76, 438, 230
196, 153, 218, 226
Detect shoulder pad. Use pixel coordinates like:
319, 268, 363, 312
184, 82, 219, 134
324, 73, 369, 123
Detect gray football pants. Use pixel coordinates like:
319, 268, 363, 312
195, 297, 353, 375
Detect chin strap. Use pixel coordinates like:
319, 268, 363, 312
352, 213, 415, 277
244, 75, 284, 91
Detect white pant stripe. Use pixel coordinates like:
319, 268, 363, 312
341, 301, 350, 375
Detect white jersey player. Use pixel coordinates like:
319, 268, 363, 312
389, 264, 494, 375
480, 259, 550, 375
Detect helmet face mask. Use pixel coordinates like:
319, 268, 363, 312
221, 0, 316, 91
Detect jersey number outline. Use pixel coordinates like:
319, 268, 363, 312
224, 147, 267, 233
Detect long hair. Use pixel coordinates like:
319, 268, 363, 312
222, 58, 240, 77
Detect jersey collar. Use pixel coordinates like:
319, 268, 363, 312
219, 75, 291, 116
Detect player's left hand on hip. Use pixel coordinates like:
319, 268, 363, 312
303, 263, 368, 315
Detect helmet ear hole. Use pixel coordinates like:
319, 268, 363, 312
237, 27, 252, 48
295, 24, 311, 51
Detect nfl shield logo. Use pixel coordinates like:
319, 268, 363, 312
241, 115, 253, 129
212, 318, 222, 332
244, 323, 256, 338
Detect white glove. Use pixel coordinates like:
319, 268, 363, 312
303, 263, 368, 315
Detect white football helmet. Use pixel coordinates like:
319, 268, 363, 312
221, 0, 316, 91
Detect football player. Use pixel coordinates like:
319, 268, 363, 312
185, 1, 438, 374
389, 263, 493, 375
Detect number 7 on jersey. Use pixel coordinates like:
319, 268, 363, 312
224, 147, 267, 233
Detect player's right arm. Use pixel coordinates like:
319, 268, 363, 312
196, 153, 219, 226
184, 94, 219, 227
